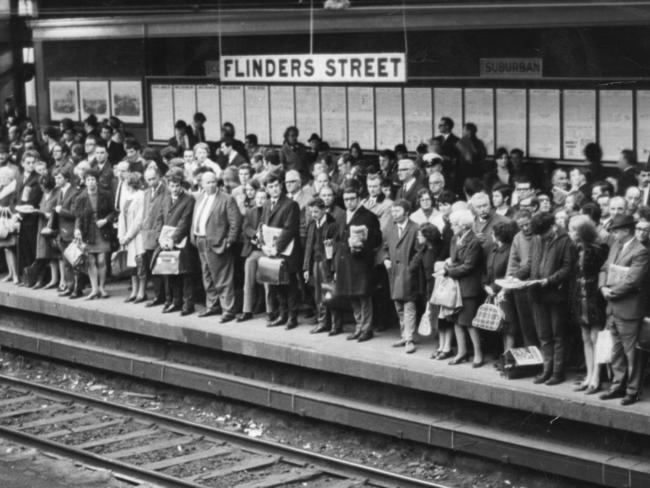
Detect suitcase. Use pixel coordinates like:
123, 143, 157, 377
256, 256, 289, 285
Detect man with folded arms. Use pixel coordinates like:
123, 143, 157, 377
599, 214, 649, 406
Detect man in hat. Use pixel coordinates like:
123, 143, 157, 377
599, 214, 649, 406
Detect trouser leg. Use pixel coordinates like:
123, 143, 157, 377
533, 301, 554, 375
515, 289, 538, 347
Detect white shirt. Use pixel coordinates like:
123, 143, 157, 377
194, 193, 216, 236
346, 206, 360, 224
396, 221, 407, 238
403, 178, 415, 193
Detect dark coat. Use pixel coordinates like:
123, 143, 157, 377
74, 189, 116, 245
167, 133, 198, 157
383, 219, 420, 302
141, 183, 171, 251
259, 194, 302, 273
160, 190, 198, 275
517, 229, 575, 304
303, 212, 339, 274
279, 142, 310, 182
484, 243, 512, 292
395, 179, 424, 211
55, 184, 79, 244
91, 160, 116, 195
571, 241, 608, 328
241, 206, 263, 258
446, 230, 484, 299
16, 171, 42, 208
617, 167, 637, 196
334, 205, 381, 297
473, 212, 511, 256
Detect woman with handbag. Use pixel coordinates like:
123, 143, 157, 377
0, 166, 19, 283
34, 174, 61, 289
568, 214, 608, 394
74, 168, 115, 299
444, 208, 485, 367
483, 221, 519, 354
117, 172, 146, 302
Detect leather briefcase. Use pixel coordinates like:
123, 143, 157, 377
256, 256, 289, 285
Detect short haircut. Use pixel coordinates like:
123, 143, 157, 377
166, 167, 185, 185
449, 208, 474, 228
53, 168, 71, 181
636, 162, 650, 174
621, 149, 637, 166
591, 180, 614, 197
530, 212, 555, 235
583, 142, 603, 163
513, 209, 532, 221
394, 143, 408, 154
307, 197, 326, 209
126, 172, 143, 190
193, 112, 206, 123
39, 174, 56, 191
265, 172, 282, 186
493, 220, 517, 245
510, 148, 524, 158
492, 183, 512, 200
94, 138, 107, 149
124, 138, 141, 151
469, 191, 490, 207
569, 214, 598, 245
378, 149, 396, 160
392, 198, 411, 214
464, 122, 477, 135
440, 117, 454, 129
418, 222, 441, 245
495, 147, 509, 160
220, 137, 234, 147
463, 177, 484, 197
245, 134, 258, 146
416, 188, 432, 202
437, 190, 457, 205
174, 119, 188, 130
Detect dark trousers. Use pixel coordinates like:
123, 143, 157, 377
164, 274, 195, 310
17, 219, 38, 272
513, 289, 539, 347
312, 260, 337, 329
268, 273, 298, 319
372, 265, 398, 331
142, 249, 164, 302
350, 295, 373, 335
608, 316, 642, 396
533, 300, 567, 376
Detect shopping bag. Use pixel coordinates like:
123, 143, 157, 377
472, 297, 503, 331
0, 208, 16, 239
63, 239, 86, 268
110, 249, 130, 277
595, 329, 613, 364
430, 276, 461, 309
417, 306, 432, 336
151, 250, 181, 275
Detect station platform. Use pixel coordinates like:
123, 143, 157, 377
0, 281, 648, 438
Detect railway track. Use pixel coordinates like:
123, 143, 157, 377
0, 374, 448, 488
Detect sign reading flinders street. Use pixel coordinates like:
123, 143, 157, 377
220, 53, 407, 83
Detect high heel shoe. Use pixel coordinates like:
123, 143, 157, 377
449, 354, 469, 365
124, 295, 136, 303
574, 383, 589, 392
585, 384, 601, 395
43, 282, 58, 290
85, 291, 100, 300
436, 351, 453, 360
1, 274, 12, 282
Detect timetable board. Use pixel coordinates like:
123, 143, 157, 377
147, 79, 646, 162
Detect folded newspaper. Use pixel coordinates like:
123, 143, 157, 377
262, 225, 294, 256
495, 277, 542, 290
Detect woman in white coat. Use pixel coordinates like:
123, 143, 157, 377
118, 172, 146, 302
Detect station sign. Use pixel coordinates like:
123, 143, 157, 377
480, 58, 543, 79
220, 53, 406, 83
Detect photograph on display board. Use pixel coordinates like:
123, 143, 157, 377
111, 80, 144, 124
49, 80, 79, 121
79, 80, 110, 120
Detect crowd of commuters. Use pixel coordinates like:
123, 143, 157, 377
0, 96, 649, 406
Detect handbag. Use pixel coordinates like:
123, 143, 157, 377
0, 207, 16, 239
63, 238, 86, 268
110, 249, 130, 277
430, 276, 461, 309
417, 306, 432, 336
256, 256, 289, 285
595, 329, 614, 364
22, 262, 40, 288
472, 297, 503, 331
151, 250, 181, 275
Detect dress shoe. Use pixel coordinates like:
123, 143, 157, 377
621, 394, 638, 406
347, 331, 361, 341
545, 375, 565, 386
220, 314, 236, 323
310, 325, 330, 334
31, 281, 45, 290
392, 339, 407, 348
285, 317, 298, 330
573, 383, 589, 392
58, 289, 72, 297
145, 299, 165, 308
405, 341, 416, 354
472, 360, 485, 369
198, 308, 220, 318
85, 291, 99, 300
328, 328, 342, 336
533, 372, 552, 384
68, 290, 82, 299
133, 296, 148, 304
43, 282, 58, 290
180, 307, 194, 316
236, 312, 253, 322
584, 385, 601, 395
162, 304, 182, 314
357, 330, 373, 342
436, 351, 453, 361
124, 295, 136, 303
600, 389, 625, 401
99, 291, 110, 299
449, 354, 470, 365
267, 314, 288, 327
303, 309, 315, 319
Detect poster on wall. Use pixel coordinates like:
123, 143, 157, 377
173, 85, 197, 127
321, 86, 348, 149
433, 88, 462, 136
245, 85, 271, 145
49, 80, 79, 121
196, 85, 221, 141
404, 87, 432, 150
563, 90, 596, 160
637, 91, 650, 162
495, 89, 526, 153
599, 90, 633, 162
295, 86, 320, 144
151, 84, 174, 141
464, 88, 495, 154
79, 81, 109, 120
110, 80, 143, 124
347, 86, 375, 150
376, 87, 403, 150
270, 86, 295, 145
528, 89, 560, 159
220, 85, 246, 136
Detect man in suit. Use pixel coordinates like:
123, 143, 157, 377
220, 137, 247, 168
216, 122, 248, 167
394, 159, 423, 211
599, 214, 649, 406
160, 168, 197, 316
334, 183, 382, 342
168, 120, 198, 158
188, 112, 207, 144
438, 117, 461, 192
636, 163, 650, 207
383, 200, 420, 353
191, 171, 241, 321
617, 149, 638, 197
470, 191, 510, 255
303, 197, 340, 334
100, 124, 126, 166
259, 173, 302, 329
362, 173, 392, 232
279, 126, 310, 183
140, 166, 170, 306
90, 140, 116, 196
53, 168, 78, 296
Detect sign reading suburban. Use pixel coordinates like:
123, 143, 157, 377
220, 53, 407, 83
480, 58, 543, 79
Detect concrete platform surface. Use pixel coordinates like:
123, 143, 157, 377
0, 281, 648, 436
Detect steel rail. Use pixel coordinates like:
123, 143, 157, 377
0, 374, 451, 488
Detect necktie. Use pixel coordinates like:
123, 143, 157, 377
115, 183, 122, 211
398, 225, 402, 239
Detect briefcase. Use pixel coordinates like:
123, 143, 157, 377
151, 250, 181, 275
256, 256, 289, 285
